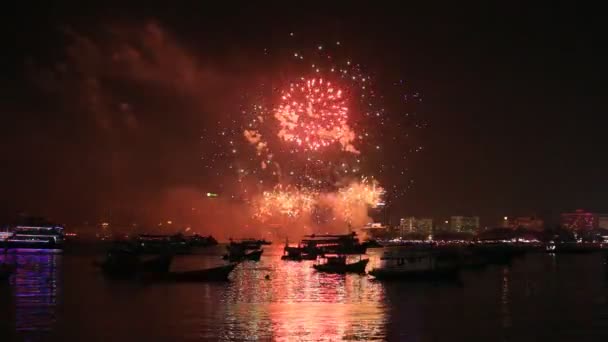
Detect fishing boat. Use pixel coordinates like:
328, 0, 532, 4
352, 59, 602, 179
368, 248, 460, 281
145, 263, 238, 282
313, 255, 369, 274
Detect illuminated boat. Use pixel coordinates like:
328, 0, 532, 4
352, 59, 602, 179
300, 232, 368, 255
313, 255, 369, 274
369, 249, 460, 281
0, 225, 65, 250
281, 233, 368, 261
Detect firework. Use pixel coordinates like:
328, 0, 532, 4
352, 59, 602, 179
275, 77, 358, 154
335, 178, 385, 224
252, 185, 317, 222
221, 37, 422, 228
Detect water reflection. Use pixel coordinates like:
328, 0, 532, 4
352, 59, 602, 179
0, 251, 61, 340
219, 252, 387, 340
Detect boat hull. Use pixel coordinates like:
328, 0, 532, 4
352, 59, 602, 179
146, 263, 238, 282
369, 267, 460, 281
313, 259, 369, 274
223, 249, 263, 262
0, 264, 15, 281
0, 241, 64, 251
98, 254, 173, 279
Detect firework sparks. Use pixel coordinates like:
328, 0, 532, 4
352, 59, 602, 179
252, 185, 317, 222
219, 37, 423, 229
275, 77, 358, 154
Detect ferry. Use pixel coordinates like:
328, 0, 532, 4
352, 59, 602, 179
281, 232, 368, 261
0, 224, 65, 251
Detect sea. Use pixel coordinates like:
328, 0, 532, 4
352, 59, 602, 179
2, 245, 608, 341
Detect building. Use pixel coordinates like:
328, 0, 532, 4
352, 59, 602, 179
399, 217, 433, 236
598, 214, 608, 230
434, 220, 451, 232
501, 216, 544, 231
560, 210, 598, 230
450, 216, 479, 233
361, 222, 390, 239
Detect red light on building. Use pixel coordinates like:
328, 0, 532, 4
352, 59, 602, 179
560, 209, 598, 231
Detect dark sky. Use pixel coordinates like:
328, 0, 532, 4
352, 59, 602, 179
1, 2, 605, 227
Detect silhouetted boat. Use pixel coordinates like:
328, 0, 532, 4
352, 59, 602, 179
313, 255, 369, 274
97, 250, 173, 279
228, 238, 270, 250
545, 241, 600, 254
134, 234, 192, 254
0, 263, 15, 281
362, 239, 383, 249
369, 266, 460, 281
146, 263, 238, 282
223, 248, 263, 262
282, 245, 303, 261
369, 249, 460, 282
187, 234, 218, 247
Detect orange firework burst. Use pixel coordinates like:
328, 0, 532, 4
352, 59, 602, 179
253, 185, 317, 221
275, 77, 358, 154
339, 178, 384, 208
337, 178, 385, 223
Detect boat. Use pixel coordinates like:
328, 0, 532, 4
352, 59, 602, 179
369, 248, 460, 281
313, 255, 369, 274
228, 238, 267, 250
145, 263, 238, 282
223, 248, 263, 262
187, 234, 218, 247
139, 254, 173, 273
134, 234, 192, 255
97, 249, 173, 278
281, 243, 304, 261
0, 224, 65, 250
301, 232, 368, 255
362, 239, 383, 249
545, 241, 600, 254
0, 263, 15, 281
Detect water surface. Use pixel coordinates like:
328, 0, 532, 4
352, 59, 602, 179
2, 246, 608, 341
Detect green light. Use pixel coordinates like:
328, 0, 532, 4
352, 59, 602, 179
206, 192, 218, 197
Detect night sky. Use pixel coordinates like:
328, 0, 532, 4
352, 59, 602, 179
1, 2, 605, 227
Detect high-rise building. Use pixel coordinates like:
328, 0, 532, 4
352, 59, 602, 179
598, 214, 608, 230
399, 217, 433, 236
502, 216, 544, 231
450, 216, 479, 233
560, 210, 598, 230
